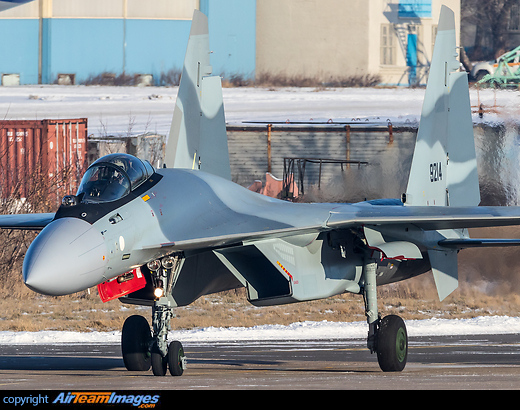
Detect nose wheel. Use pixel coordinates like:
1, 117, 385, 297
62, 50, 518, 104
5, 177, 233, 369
122, 255, 187, 376
121, 315, 151, 371
122, 314, 186, 376
151, 340, 186, 376
168, 340, 186, 376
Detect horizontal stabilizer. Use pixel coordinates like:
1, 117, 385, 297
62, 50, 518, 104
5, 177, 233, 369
438, 238, 520, 248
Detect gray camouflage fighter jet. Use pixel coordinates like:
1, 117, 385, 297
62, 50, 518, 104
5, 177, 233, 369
3, 7, 520, 376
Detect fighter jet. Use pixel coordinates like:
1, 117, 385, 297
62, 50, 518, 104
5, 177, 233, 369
2, 7, 520, 376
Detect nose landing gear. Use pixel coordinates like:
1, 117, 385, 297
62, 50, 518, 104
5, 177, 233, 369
121, 313, 187, 376
121, 255, 187, 376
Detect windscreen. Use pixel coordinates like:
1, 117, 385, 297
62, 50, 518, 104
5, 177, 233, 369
77, 153, 154, 204
107, 154, 149, 189
77, 164, 131, 203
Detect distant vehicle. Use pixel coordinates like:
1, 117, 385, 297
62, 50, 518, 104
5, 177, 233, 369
471, 46, 520, 85
471, 60, 496, 82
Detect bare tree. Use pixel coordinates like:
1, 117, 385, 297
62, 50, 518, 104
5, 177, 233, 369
462, 0, 518, 60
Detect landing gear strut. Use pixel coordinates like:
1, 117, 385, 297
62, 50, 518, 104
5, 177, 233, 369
362, 256, 408, 372
121, 255, 187, 376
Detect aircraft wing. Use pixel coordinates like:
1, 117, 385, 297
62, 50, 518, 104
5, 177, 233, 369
138, 202, 520, 254
326, 204, 520, 231
0, 213, 55, 230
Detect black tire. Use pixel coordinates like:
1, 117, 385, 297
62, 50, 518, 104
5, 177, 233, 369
168, 341, 185, 376
121, 315, 151, 371
376, 315, 408, 372
475, 70, 489, 82
151, 349, 168, 376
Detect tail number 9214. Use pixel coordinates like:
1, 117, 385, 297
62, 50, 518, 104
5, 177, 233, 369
430, 162, 443, 182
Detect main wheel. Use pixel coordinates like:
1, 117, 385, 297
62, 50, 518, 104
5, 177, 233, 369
168, 341, 185, 376
121, 315, 151, 371
376, 315, 408, 372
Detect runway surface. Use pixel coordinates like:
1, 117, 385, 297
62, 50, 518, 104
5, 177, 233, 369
0, 334, 518, 390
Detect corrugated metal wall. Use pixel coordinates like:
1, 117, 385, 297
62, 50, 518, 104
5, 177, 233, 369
87, 125, 416, 202
227, 126, 267, 184
227, 124, 417, 201
89, 125, 520, 206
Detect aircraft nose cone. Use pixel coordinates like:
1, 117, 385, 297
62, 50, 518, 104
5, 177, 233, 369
23, 217, 107, 296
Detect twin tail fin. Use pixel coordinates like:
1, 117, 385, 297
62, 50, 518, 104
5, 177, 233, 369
164, 10, 231, 180
403, 6, 479, 208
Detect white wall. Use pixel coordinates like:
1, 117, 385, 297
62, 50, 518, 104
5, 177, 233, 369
256, 0, 461, 86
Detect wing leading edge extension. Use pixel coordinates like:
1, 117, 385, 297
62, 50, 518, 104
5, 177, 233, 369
137, 199, 520, 255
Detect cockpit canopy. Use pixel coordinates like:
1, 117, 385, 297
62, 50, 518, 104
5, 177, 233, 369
77, 153, 154, 204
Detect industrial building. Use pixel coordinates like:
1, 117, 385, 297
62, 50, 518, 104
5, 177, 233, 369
0, 0, 460, 87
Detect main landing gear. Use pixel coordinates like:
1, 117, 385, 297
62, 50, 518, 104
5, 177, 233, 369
363, 257, 408, 372
121, 254, 407, 374
121, 256, 187, 376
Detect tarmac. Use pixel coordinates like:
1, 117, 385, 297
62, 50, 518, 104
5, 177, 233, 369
0, 334, 518, 391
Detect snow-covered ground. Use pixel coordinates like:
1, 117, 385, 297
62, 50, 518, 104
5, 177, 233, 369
0, 316, 518, 345
0, 85, 517, 139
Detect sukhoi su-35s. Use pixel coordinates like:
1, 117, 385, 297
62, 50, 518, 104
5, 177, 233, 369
3, 7, 520, 375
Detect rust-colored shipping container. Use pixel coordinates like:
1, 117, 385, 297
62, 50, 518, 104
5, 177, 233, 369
0, 119, 88, 207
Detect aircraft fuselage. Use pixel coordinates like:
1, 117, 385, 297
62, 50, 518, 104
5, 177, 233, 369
22, 163, 430, 302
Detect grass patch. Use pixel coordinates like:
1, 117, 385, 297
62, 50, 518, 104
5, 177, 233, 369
1, 272, 519, 333
253, 72, 382, 88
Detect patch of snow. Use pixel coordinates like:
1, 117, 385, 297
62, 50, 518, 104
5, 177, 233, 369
0, 85, 516, 139
0, 316, 518, 345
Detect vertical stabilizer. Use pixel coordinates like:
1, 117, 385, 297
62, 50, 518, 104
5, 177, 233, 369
164, 10, 231, 180
403, 6, 479, 207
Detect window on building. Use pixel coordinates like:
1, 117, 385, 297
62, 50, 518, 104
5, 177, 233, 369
509, 3, 520, 31
432, 25, 438, 56
381, 24, 397, 65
